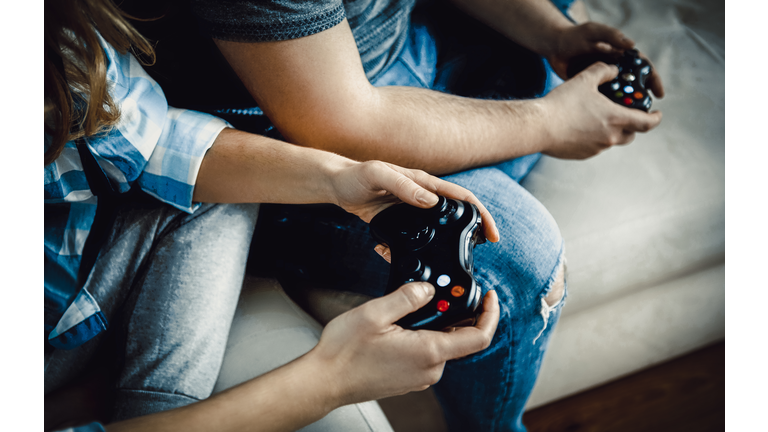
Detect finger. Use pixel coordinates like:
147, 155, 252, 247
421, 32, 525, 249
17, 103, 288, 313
374, 244, 392, 264
637, 52, 665, 98
368, 162, 439, 209
388, 165, 501, 243
432, 181, 499, 243
433, 290, 500, 361
619, 108, 663, 133
366, 282, 436, 326
616, 130, 636, 146
645, 70, 665, 99
584, 23, 634, 49
580, 62, 619, 87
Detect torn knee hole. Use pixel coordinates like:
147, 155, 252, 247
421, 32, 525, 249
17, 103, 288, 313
544, 262, 565, 307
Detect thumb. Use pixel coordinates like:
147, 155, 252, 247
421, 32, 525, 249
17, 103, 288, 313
370, 282, 435, 326
581, 62, 619, 86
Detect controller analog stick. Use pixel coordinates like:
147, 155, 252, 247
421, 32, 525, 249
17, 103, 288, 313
437, 199, 464, 225
401, 256, 422, 273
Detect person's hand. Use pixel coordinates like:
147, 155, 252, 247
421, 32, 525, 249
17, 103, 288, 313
306, 282, 500, 406
546, 23, 664, 98
329, 159, 500, 242
540, 62, 663, 159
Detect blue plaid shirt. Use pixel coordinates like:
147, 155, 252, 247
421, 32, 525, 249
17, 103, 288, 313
44, 35, 229, 351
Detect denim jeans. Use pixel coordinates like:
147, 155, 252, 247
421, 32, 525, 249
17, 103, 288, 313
249, 4, 572, 431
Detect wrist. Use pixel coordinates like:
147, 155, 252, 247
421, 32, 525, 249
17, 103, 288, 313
319, 152, 359, 206
299, 347, 348, 414
540, 23, 572, 57
501, 98, 557, 156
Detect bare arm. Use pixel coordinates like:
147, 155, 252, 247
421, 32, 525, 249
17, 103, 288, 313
450, 0, 574, 56
215, 19, 662, 175
193, 127, 500, 238
449, 0, 665, 96
214, 22, 548, 175
107, 284, 501, 432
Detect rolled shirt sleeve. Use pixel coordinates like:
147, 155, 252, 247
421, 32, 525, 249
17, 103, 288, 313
138, 107, 228, 213
81, 34, 229, 213
44, 34, 230, 351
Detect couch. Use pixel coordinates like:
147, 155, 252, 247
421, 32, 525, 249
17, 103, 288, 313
212, 0, 725, 428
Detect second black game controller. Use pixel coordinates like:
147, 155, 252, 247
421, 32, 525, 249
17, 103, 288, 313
567, 48, 653, 112
369, 196, 487, 331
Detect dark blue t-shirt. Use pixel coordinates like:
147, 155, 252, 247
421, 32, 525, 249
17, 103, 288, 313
192, 0, 417, 81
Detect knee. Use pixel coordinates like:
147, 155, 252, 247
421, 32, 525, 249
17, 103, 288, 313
441, 167, 564, 298
544, 259, 566, 307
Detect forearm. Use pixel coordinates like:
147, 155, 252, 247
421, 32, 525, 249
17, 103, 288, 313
448, 0, 574, 56
107, 353, 339, 432
214, 25, 554, 177
283, 85, 552, 176
193, 128, 353, 204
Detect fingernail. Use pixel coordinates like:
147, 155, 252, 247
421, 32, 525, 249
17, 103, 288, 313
423, 283, 435, 298
417, 191, 438, 206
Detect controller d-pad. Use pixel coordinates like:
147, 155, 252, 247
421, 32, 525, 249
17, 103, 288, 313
402, 225, 434, 250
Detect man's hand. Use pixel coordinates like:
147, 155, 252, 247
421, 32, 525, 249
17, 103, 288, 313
329, 158, 500, 242
308, 282, 500, 405
546, 22, 665, 98
540, 62, 663, 159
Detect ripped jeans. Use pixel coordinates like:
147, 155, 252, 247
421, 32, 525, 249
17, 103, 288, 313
248, 4, 570, 431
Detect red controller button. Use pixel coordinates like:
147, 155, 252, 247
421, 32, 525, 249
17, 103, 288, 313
451, 286, 465, 297
437, 300, 450, 312
623, 97, 633, 105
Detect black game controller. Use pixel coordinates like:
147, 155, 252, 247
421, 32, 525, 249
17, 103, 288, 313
369, 196, 487, 331
567, 48, 653, 112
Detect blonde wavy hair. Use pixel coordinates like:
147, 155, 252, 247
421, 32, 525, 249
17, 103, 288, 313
44, 0, 156, 166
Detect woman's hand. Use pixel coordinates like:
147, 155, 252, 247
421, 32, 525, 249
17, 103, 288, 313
307, 282, 500, 406
329, 158, 500, 243
546, 22, 664, 98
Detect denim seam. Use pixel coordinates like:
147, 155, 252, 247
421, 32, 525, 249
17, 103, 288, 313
399, 57, 430, 88
494, 315, 516, 432
116, 387, 203, 402
489, 239, 565, 431
539, 240, 566, 300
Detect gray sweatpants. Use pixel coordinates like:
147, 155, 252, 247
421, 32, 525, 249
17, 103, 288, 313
44, 201, 260, 421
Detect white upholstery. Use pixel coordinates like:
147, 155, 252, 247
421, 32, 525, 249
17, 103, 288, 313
523, 0, 724, 408
213, 277, 394, 432
214, 0, 725, 422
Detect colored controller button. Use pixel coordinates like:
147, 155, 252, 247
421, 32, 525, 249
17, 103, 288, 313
451, 286, 465, 297
634, 92, 644, 99
623, 97, 633, 105
624, 86, 634, 93
437, 274, 451, 287
615, 91, 624, 98
437, 300, 450, 312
